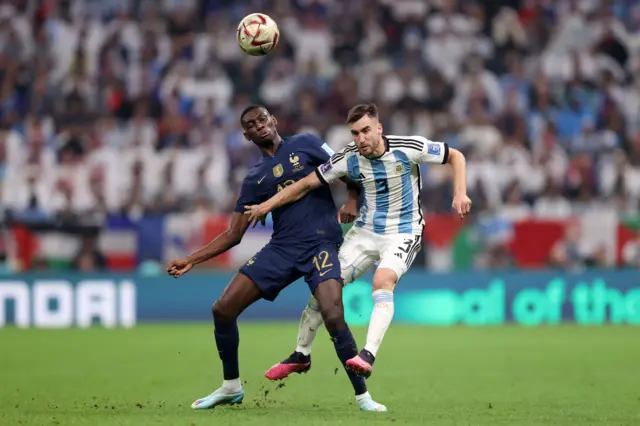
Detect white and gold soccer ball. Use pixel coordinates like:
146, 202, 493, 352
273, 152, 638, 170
236, 13, 280, 56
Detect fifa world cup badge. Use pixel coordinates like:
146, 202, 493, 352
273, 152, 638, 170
320, 162, 332, 174
273, 164, 284, 177
427, 143, 441, 155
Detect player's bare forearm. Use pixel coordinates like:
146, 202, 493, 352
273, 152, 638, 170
264, 172, 322, 212
447, 148, 467, 196
338, 177, 360, 224
340, 176, 362, 197
446, 148, 472, 218
186, 213, 250, 265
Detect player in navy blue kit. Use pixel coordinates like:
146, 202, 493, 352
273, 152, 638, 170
167, 105, 386, 412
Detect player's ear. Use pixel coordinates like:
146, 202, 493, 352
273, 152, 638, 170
377, 122, 383, 135
271, 115, 278, 127
243, 131, 251, 142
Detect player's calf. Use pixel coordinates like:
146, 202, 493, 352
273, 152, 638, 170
207, 275, 263, 400
265, 297, 321, 381
348, 268, 397, 377
313, 278, 387, 411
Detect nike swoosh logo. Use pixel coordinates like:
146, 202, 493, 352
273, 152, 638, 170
319, 269, 332, 277
258, 175, 267, 184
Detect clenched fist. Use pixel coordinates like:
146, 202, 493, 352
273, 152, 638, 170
452, 194, 472, 219
167, 258, 193, 278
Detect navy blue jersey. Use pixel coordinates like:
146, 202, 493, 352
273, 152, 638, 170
234, 133, 342, 245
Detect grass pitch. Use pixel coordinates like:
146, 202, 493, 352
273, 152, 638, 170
1, 324, 639, 426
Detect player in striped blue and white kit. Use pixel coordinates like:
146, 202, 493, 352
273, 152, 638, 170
245, 103, 471, 383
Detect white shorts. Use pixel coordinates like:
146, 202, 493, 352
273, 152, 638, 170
338, 226, 422, 285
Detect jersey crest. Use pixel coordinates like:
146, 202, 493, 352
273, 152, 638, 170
289, 153, 304, 172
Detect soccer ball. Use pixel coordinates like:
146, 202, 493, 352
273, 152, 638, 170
237, 13, 280, 56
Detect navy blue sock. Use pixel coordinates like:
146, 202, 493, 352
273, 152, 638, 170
213, 319, 240, 380
330, 327, 367, 396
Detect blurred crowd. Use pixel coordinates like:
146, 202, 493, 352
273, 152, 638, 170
1, 0, 640, 227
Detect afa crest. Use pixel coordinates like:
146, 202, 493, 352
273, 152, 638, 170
273, 164, 284, 177
289, 153, 304, 172
395, 164, 404, 174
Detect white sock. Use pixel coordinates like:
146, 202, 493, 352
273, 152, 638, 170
356, 391, 371, 402
222, 378, 242, 392
295, 297, 324, 356
364, 289, 394, 357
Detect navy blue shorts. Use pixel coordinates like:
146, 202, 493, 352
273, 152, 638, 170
239, 241, 343, 301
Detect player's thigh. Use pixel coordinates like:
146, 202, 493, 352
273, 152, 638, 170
312, 277, 346, 330
338, 227, 379, 285
375, 233, 422, 289
301, 244, 347, 330
302, 242, 343, 295
214, 273, 264, 320
238, 244, 300, 302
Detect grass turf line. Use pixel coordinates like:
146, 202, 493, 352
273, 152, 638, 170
1, 324, 639, 426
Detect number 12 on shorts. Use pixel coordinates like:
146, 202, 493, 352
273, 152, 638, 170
313, 250, 334, 276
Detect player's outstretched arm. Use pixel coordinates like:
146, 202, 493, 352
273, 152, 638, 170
167, 212, 252, 278
244, 172, 323, 227
446, 148, 472, 219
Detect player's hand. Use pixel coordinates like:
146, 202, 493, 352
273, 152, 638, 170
244, 204, 269, 228
167, 258, 193, 278
452, 194, 472, 219
339, 197, 358, 224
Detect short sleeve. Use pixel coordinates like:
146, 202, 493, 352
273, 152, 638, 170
234, 178, 264, 212
394, 136, 449, 164
315, 144, 353, 185
305, 133, 335, 166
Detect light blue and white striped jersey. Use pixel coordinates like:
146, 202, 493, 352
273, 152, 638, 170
316, 135, 449, 235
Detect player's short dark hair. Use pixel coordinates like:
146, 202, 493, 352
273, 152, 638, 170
346, 103, 378, 124
240, 105, 269, 126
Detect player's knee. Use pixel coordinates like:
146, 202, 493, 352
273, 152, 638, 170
372, 268, 398, 292
341, 262, 361, 285
319, 303, 345, 333
211, 299, 237, 323
306, 296, 320, 312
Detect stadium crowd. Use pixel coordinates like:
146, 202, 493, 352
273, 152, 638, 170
1, 0, 640, 270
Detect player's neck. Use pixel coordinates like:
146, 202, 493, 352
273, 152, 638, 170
368, 137, 387, 159
260, 135, 283, 157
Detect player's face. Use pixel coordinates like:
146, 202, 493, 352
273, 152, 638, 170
242, 108, 278, 146
349, 115, 383, 158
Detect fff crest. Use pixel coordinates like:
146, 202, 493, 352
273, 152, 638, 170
289, 153, 304, 172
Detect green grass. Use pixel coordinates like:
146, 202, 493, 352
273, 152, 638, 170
1, 324, 639, 426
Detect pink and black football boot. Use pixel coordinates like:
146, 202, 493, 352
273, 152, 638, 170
265, 351, 311, 381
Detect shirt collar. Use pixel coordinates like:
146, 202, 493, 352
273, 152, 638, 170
368, 135, 390, 160
262, 137, 285, 158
